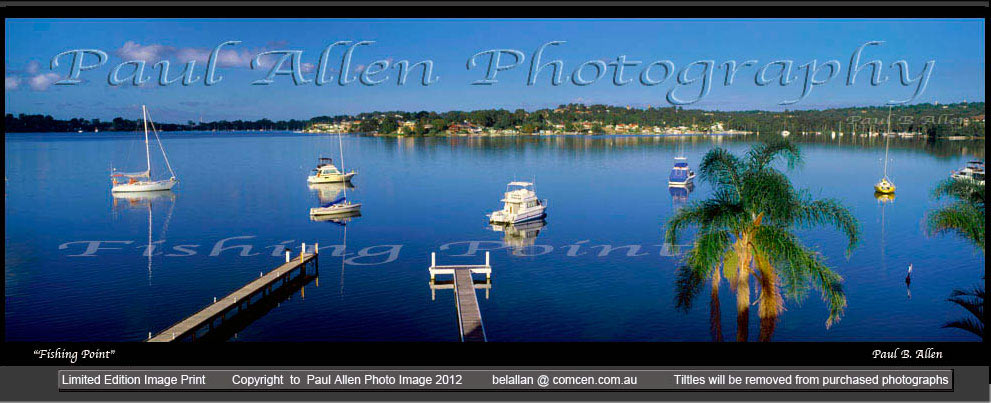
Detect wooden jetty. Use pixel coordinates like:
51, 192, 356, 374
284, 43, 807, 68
147, 243, 319, 342
428, 252, 491, 342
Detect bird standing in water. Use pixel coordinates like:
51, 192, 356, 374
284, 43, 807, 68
905, 264, 913, 299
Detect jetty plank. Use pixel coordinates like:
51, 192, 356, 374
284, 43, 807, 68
453, 268, 486, 342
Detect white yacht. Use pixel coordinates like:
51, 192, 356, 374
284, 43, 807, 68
307, 157, 356, 183
307, 132, 356, 183
488, 181, 547, 224
111, 105, 178, 193
951, 161, 985, 185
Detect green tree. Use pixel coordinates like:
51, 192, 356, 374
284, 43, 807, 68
429, 119, 449, 133
379, 119, 399, 134
665, 140, 860, 341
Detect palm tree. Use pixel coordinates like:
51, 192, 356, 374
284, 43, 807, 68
927, 178, 984, 340
666, 140, 860, 341
943, 283, 984, 339
926, 178, 985, 251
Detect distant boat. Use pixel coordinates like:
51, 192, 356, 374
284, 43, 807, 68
307, 132, 356, 183
111, 105, 178, 193
488, 181, 547, 224
951, 161, 985, 185
874, 107, 896, 195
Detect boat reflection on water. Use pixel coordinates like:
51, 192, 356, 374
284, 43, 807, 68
308, 182, 355, 204
111, 190, 176, 210
309, 210, 361, 224
874, 191, 896, 204
490, 219, 547, 254
111, 190, 176, 285
669, 182, 695, 207
873, 191, 903, 298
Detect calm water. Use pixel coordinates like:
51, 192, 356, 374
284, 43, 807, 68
4, 132, 985, 341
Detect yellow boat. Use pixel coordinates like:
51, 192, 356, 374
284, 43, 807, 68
873, 106, 896, 195
874, 178, 896, 194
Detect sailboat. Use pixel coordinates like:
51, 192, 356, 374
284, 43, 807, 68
307, 132, 356, 183
668, 138, 696, 187
310, 133, 361, 217
111, 105, 178, 193
874, 106, 896, 195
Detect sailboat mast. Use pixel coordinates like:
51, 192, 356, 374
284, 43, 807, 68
338, 132, 346, 172
338, 133, 347, 200
142, 105, 151, 175
883, 106, 892, 177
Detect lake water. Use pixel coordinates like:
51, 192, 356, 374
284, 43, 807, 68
4, 132, 985, 342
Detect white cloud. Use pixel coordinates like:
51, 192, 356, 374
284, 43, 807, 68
301, 62, 316, 73
28, 73, 61, 91
117, 41, 174, 62
5, 75, 21, 90
25, 60, 41, 75
154, 43, 272, 69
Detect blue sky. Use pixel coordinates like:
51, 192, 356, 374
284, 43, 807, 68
4, 18, 985, 122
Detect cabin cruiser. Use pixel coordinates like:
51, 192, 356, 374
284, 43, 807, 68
951, 161, 985, 185
668, 157, 696, 187
307, 157, 356, 183
488, 181, 547, 224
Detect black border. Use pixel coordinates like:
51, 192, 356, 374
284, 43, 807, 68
2, 0, 987, 371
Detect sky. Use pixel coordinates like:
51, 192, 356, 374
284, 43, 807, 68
4, 18, 985, 122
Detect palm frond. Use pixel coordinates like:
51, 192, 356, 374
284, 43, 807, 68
793, 195, 861, 254
751, 225, 847, 327
674, 265, 707, 312
684, 230, 732, 275
942, 318, 984, 339
947, 287, 984, 325
926, 202, 985, 251
740, 169, 797, 225
932, 178, 985, 208
747, 139, 802, 171
699, 147, 744, 193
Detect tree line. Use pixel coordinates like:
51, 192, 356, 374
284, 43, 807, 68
5, 102, 985, 137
